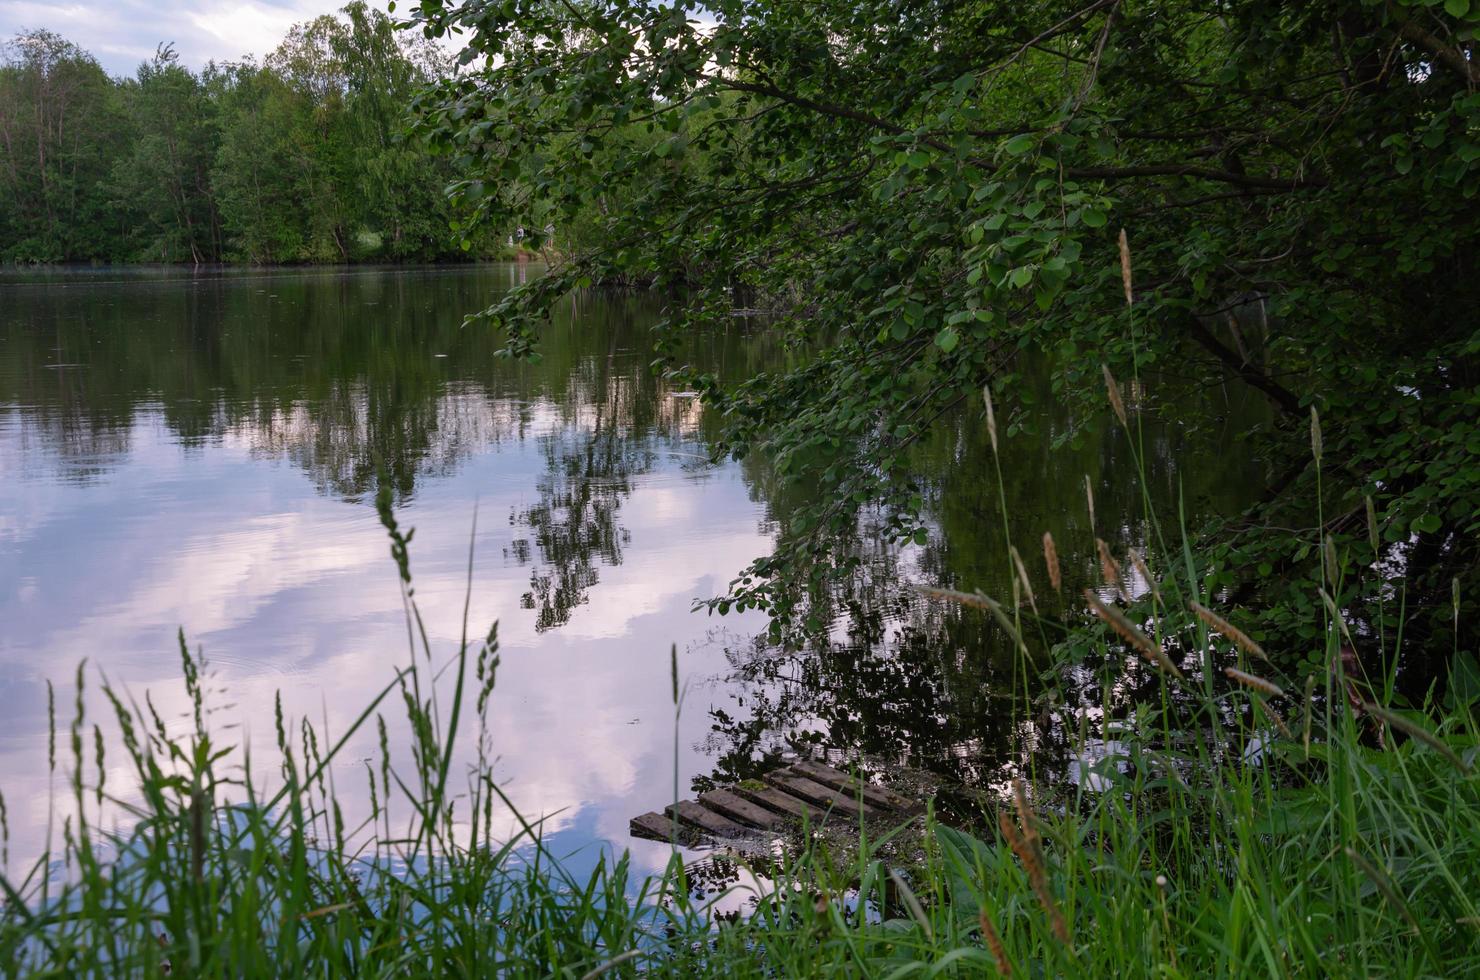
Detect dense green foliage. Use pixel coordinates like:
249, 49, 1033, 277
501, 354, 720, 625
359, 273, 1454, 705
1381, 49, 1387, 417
406, 0, 1479, 693
0, 4, 484, 264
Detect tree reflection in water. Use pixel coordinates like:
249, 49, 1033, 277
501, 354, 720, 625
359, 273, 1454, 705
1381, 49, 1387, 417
694, 366, 1270, 801
1, 265, 1270, 803
515, 424, 639, 631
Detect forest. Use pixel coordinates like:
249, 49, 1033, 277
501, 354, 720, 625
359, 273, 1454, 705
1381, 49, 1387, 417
0, 3, 487, 265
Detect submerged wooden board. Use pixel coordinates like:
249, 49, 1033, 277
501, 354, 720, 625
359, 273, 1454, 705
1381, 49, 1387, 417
732, 783, 823, 821
763, 772, 867, 819
791, 761, 911, 811
631, 760, 923, 847
698, 789, 788, 830
630, 811, 677, 841
666, 800, 748, 837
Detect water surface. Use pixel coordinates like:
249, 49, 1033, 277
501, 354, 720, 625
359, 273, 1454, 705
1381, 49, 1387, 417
0, 264, 1264, 870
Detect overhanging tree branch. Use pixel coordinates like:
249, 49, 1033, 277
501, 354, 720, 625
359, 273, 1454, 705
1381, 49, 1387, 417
701, 73, 931, 143
1184, 315, 1301, 415
1389, 7, 1480, 85
1066, 164, 1325, 190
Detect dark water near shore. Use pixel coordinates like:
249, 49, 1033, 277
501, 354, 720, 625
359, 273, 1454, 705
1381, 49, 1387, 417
0, 264, 1265, 870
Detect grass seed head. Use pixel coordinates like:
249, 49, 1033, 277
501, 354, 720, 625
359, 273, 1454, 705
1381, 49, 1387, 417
1042, 531, 1062, 592
979, 905, 1011, 976
1096, 538, 1125, 600
1365, 495, 1379, 555
1010, 545, 1037, 614
1224, 666, 1285, 698
1118, 228, 1133, 306
1259, 700, 1295, 738
1190, 601, 1270, 662
1011, 778, 1038, 849
917, 586, 1027, 655
1318, 588, 1355, 647
999, 792, 1069, 945
1102, 363, 1129, 428
1309, 405, 1322, 465
1128, 548, 1160, 604
983, 385, 999, 455
1085, 589, 1183, 678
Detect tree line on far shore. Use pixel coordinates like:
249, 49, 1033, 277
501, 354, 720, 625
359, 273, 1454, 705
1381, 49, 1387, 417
0, 2, 495, 265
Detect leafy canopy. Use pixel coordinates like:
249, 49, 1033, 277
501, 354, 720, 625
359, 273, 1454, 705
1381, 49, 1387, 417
406, 0, 1479, 671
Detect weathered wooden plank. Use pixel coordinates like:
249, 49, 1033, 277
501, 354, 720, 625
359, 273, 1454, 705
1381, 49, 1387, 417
631, 757, 931, 845
698, 789, 788, 830
732, 783, 824, 821
791, 761, 911, 811
764, 772, 867, 819
630, 811, 677, 841
666, 800, 748, 837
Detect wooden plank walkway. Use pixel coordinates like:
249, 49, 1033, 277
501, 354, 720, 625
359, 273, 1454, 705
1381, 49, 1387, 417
629, 761, 918, 844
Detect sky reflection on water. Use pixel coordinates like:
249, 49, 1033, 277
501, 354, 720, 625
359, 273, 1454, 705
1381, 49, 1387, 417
0, 264, 773, 875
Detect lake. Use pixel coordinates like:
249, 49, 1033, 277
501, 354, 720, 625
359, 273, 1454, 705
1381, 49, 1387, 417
0, 264, 1264, 873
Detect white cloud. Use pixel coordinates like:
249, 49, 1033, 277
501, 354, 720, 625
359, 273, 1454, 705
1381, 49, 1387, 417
0, 0, 386, 75
185, 1, 323, 54
0, 405, 776, 868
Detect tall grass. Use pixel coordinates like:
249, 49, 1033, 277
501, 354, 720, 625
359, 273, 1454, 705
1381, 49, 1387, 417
3, 336, 1478, 975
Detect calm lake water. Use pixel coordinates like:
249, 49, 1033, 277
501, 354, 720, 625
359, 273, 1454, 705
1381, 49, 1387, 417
0, 264, 1263, 872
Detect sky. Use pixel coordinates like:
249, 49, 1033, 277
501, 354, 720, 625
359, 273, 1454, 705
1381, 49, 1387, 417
0, 0, 393, 76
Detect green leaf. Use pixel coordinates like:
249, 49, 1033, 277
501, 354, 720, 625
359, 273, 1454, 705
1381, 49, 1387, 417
1003, 133, 1036, 156
935, 328, 959, 353
1445, 0, 1469, 17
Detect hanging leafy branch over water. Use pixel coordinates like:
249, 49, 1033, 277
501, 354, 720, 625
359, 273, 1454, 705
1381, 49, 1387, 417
0, 3, 496, 264
406, 0, 1479, 687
